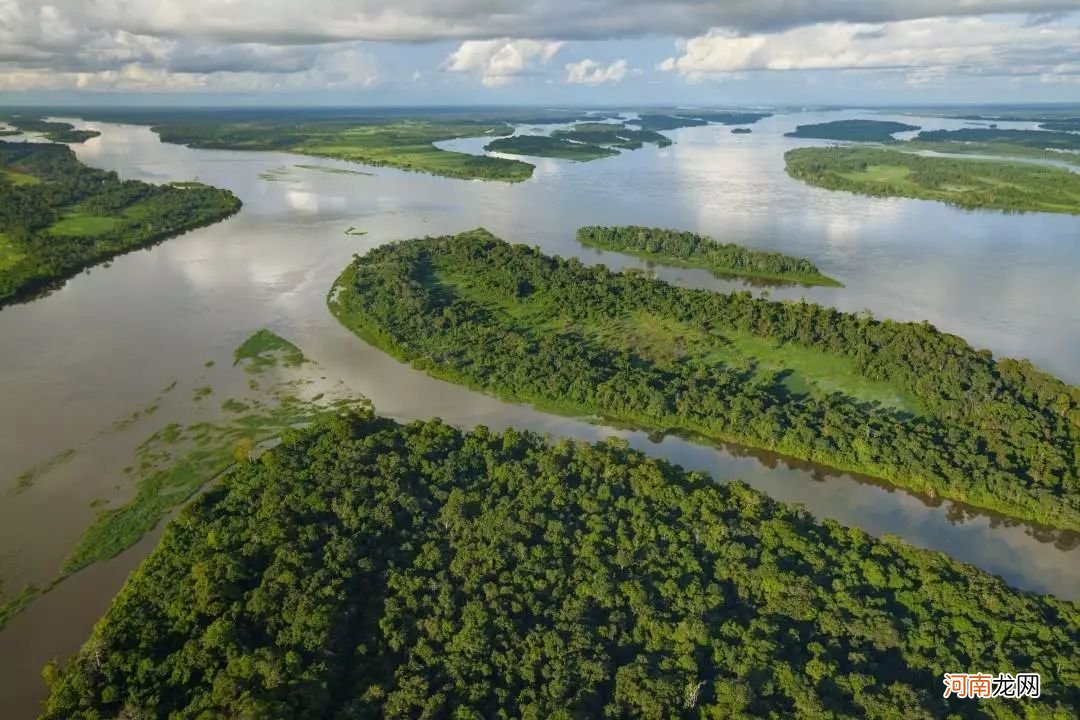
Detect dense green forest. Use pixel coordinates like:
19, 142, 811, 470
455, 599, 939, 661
0, 141, 241, 306
140, 119, 534, 182
330, 230, 1080, 529
484, 135, 620, 161
785, 120, 920, 142
0, 117, 100, 143
784, 146, 1080, 214
41, 410, 1080, 719
576, 226, 840, 286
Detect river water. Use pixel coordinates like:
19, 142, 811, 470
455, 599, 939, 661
1, 110, 1078, 717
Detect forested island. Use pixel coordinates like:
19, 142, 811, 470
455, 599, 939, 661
40, 410, 1080, 719
330, 230, 1080, 530
905, 128, 1080, 165
636, 111, 771, 132
0, 117, 100, 143
553, 123, 672, 149
484, 135, 619, 161
487, 123, 672, 161
785, 146, 1080, 214
128, 118, 534, 182
577, 226, 840, 286
0, 141, 241, 306
915, 128, 1080, 152
785, 120, 920, 142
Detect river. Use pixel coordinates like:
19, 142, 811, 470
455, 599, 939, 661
1, 110, 1078, 717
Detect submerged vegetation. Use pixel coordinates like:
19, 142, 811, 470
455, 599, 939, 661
331, 230, 1080, 529
577, 226, 840, 286
0, 141, 241, 306
785, 120, 920, 142
785, 146, 1080, 214
41, 410, 1080, 718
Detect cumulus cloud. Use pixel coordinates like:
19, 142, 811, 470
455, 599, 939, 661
444, 39, 563, 86
6, 1, 1076, 44
0, 1, 1077, 92
659, 16, 1080, 82
565, 58, 629, 85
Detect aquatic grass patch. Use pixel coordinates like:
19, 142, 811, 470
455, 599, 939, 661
233, 329, 306, 372
12, 448, 77, 493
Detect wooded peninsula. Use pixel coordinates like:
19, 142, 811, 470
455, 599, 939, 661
785, 146, 1080, 214
40, 410, 1080, 719
330, 230, 1080, 530
0, 141, 241, 306
577, 226, 841, 286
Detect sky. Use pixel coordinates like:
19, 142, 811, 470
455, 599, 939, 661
1, 1, 1078, 107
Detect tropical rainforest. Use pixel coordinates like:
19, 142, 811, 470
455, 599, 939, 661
784, 146, 1080, 214
785, 120, 920, 142
576, 226, 840, 286
329, 230, 1080, 530
40, 410, 1080, 719
0, 141, 241, 306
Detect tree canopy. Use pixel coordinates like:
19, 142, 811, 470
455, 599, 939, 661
41, 411, 1080, 719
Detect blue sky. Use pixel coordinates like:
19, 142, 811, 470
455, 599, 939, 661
1, 2, 1078, 106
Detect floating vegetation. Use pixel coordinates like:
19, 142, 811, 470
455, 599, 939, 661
12, 448, 77, 493
233, 329, 306, 373
295, 164, 374, 177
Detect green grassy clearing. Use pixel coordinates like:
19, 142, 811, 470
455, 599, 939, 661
1, 168, 41, 186
48, 214, 121, 237
0, 233, 26, 271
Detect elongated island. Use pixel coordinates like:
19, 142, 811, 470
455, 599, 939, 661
330, 229, 1080, 530
785, 146, 1080, 214
577, 225, 841, 286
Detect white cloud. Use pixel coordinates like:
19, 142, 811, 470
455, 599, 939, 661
565, 58, 629, 85
444, 39, 563, 87
659, 16, 1080, 80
